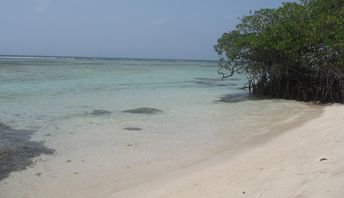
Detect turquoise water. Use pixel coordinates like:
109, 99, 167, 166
0, 57, 245, 128
0, 56, 321, 198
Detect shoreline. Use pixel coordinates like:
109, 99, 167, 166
0, 101, 326, 198
111, 104, 344, 198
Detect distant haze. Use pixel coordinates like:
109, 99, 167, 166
0, 0, 291, 60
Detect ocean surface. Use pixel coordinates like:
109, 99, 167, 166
0, 56, 321, 198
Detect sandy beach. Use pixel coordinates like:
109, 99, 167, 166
112, 105, 344, 198
2, 0, 344, 197
0, 57, 341, 198
1, 57, 324, 198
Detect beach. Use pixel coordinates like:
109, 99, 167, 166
1, 0, 343, 197
113, 105, 344, 198
0, 57, 337, 198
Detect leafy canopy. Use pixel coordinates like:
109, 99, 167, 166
215, 0, 344, 103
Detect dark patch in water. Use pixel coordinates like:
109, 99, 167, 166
193, 77, 239, 87
122, 107, 162, 114
87, 110, 112, 116
194, 77, 219, 81
0, 123, 54, 181
124, 127, 142, 131
217, 93, 258, 103
195, 77, 242, 82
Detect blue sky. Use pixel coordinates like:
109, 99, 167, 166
0, 0, 292, 60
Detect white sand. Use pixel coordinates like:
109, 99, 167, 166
111, 105, 344, 198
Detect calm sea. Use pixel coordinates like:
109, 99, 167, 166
0, 56, 321, 198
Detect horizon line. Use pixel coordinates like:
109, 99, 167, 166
0, 54, 218, 62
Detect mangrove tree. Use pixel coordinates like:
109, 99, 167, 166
215, 0, 344, 103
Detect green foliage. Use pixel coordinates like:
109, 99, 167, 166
215, 0, 344, 103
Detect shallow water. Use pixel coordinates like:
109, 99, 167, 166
0, 56, 322, 198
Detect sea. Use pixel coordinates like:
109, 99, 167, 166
0, 56, 321, 198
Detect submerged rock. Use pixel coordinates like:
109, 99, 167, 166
124, 127, 142, 131
217, 93, 255, 103
121, 107, 162, 114
126, 143, 135, 147
194, 77, 239, 87
88, 110, 112, 116
0, 123, 54, 181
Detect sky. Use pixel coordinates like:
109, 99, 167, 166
0, 0, 292, 60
